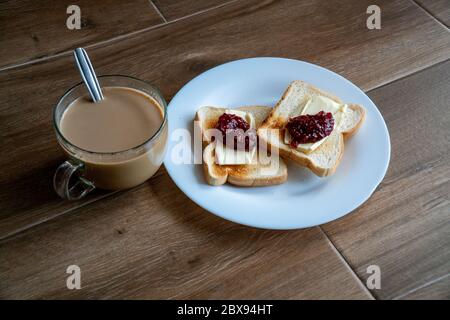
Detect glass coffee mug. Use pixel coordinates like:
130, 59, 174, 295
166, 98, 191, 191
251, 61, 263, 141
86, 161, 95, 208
53, 75, 168, 200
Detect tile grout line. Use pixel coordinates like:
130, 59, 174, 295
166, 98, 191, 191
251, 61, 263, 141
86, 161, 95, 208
0, 1, 446, 75
318, 226, 377, 300
0, 0, 238, 73
392, 272, 450, 300
0, 190, 120, 243
155, 0, 238, 24
411, 0, 449, 30
0, 169, 167, 243
0, 22, 164, 73
0, 3, 448, 286
364, 58, 450, 93
0, 50, 73, 72
149, 0, 167, 23
1, 43, 448, 245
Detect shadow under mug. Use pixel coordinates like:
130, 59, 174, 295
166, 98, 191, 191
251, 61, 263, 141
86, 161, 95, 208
53, 75, 168, 200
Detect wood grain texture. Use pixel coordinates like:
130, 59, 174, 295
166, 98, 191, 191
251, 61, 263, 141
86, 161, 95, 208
0, 0, 164, 69
415, 0, 450, 27
398, 274, 450, 300
1, 0, 449, 241
152, 0, 233, 21
0, 0, 449, 299
0, 171, 372, 299
322, 60, 450, 299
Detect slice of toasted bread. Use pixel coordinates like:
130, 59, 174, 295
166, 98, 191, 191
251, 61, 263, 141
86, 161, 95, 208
203, 143, 287, 186
258, 80, 365, 177
196, 105, 273, 145
196, 106, 288, 186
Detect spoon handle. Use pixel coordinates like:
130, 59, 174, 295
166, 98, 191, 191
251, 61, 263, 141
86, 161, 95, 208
73, 48, 104, 102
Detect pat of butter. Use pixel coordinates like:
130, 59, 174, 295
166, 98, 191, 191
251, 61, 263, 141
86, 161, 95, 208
284, 96, 348, 153
215, 109, 256, 165
301, 95, 342, 115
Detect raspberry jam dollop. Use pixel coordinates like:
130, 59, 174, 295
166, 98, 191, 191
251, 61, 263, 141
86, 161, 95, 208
214, 113, 257, 151
286, 111, 335, 147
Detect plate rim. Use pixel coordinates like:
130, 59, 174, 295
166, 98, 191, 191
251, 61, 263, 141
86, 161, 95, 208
164, 57, 391, 230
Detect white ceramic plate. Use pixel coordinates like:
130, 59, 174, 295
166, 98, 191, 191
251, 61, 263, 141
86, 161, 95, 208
164, 58, 390, 229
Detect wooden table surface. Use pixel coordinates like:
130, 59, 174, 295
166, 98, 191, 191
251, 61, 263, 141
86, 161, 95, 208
0, 0, 449, 299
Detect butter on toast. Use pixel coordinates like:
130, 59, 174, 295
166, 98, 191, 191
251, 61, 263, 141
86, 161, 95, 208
257, 81, 365, 177
196, 106, 288, 186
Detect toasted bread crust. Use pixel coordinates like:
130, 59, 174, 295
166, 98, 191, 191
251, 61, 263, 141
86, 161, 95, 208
264, 132, 344, 177
199, 107, 288, 186
258, 80, 364, 177
202, 143, 288, 187
202, 160, 227, 186
227, 171, 288, 186
342, 104, 366, 139
260, 80, 344, 130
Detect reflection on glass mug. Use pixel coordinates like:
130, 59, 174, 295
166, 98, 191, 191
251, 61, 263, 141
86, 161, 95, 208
53, 75, 168, 200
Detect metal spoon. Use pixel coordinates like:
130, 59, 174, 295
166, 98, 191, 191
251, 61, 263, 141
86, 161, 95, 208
73, 47, 104, 102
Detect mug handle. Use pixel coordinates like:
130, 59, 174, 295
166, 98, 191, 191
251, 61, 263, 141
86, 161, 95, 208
54, 160, 95, 200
